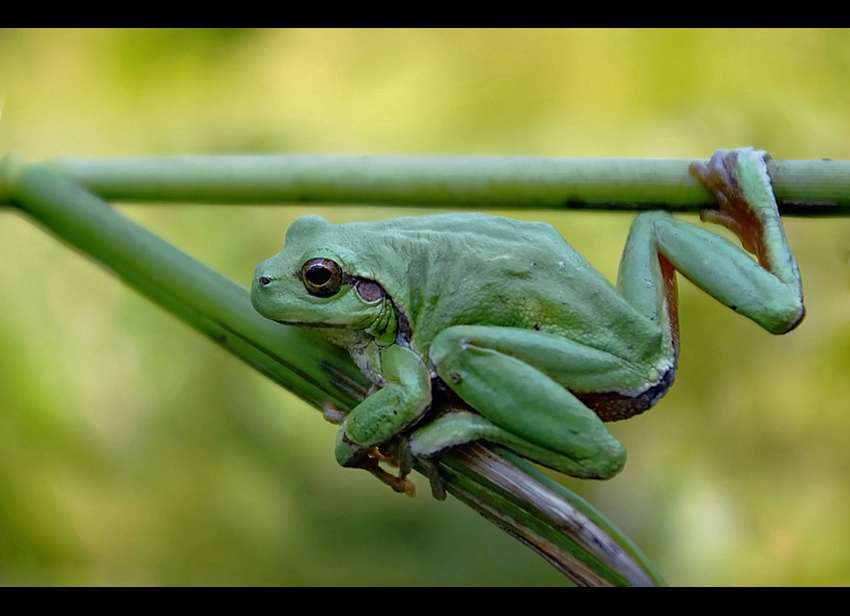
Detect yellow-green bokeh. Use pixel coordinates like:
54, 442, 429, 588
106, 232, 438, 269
1, 28, 849, 586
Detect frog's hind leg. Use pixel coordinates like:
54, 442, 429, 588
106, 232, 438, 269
618, 148, 804, 338
411, 408, 624, 480
410, 328, 628, 480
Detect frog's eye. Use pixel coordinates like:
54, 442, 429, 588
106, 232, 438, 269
301, 258, 343, 297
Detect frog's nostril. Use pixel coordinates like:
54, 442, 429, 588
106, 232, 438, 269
258, 275, 272, 287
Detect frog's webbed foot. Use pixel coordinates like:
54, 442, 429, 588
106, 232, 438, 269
325, 402, 418, 496
687, 147, 804, 334
339, 436, 418, 497
377, 442, 447, 500
358, 451, 418, 498
338, 434, 448, 499
689, 147, 775, 267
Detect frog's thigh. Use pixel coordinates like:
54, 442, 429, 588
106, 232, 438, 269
418, 326, 626, 479
433, 324, 647, 391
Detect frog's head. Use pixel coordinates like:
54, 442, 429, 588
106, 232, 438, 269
251, 215, 397, 340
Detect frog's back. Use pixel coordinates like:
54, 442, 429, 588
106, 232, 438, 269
331, 214, 650, 359
331, 213, 572, 268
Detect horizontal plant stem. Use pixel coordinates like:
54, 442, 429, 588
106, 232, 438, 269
37, 154, 850, 215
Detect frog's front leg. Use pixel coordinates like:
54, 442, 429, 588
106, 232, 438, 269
334, 343, 431, 496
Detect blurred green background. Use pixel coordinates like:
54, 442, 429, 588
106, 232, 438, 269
1, 28, 849, 586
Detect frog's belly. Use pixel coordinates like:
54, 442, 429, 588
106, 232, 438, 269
572, 366, 676, 422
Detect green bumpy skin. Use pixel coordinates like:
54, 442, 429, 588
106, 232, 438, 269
251, 148, 804, 496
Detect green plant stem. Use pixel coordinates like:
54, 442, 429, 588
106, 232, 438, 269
0, 154, 665, 587
0, 154, 367, 411
36, 154, 850, 215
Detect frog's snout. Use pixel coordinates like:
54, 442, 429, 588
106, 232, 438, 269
250, 265, 276, 312
251, 259, 276, 292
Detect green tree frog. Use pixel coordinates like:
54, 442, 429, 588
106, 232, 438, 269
251, 148, 804, 497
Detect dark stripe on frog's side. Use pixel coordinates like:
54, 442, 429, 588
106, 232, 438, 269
428, 365, 676, 426
572, 366, 676, 422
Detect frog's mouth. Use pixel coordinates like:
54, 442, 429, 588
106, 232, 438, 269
269, 284, 413, 348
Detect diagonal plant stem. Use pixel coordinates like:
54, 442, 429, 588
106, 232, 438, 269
0, 153, 668, 586
0, 154, 367, 412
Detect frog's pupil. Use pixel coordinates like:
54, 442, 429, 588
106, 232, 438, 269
307, 267, 331, 285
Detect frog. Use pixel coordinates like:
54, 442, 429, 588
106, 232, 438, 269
250, 148, 804, 498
